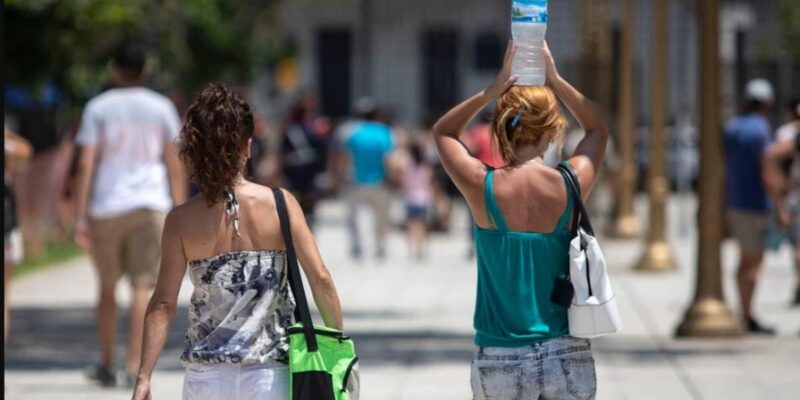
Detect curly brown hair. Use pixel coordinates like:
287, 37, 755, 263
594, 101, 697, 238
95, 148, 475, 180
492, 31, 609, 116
180, 83, 254, 204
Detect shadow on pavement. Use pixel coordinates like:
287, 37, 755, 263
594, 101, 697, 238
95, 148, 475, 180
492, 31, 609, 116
17, 307, 745, 372
592, 336, 742, 363
350, 330, 475, 366
7, 306, 475, 372
6, 306, 189, 372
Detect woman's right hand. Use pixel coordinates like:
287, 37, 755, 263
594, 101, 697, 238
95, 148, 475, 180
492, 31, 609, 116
542, 41, 560, 85
485, 40, 518, 99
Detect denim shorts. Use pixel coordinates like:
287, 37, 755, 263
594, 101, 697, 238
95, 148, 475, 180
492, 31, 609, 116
405, 203, 430, 220
470, 336, 596, 400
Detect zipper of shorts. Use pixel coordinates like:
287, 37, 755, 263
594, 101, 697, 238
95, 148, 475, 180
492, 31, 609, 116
340, 356, 359, 393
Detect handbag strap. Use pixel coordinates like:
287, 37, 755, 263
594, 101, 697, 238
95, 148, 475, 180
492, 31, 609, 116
556, 163, 595, 236
272, 187, 319, 352
556, 163, 595, 297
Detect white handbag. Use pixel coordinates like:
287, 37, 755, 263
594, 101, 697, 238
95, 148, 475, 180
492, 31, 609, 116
557, 164, 622, 338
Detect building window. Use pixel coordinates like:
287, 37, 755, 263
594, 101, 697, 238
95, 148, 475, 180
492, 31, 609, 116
474, 31, 504, 71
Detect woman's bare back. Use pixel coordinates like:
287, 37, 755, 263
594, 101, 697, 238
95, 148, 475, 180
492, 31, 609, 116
174, 182, 286, 262
472, 163, 571, 233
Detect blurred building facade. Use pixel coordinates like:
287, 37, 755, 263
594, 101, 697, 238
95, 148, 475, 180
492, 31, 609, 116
278, 0, 798, 127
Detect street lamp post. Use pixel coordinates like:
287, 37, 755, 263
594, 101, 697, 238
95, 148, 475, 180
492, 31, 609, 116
612, 0, 640, 238
636, 0, 676, 271
676, 0, 743, 337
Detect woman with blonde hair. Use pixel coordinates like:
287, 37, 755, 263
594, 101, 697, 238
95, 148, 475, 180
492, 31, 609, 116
433, 42, 608, 399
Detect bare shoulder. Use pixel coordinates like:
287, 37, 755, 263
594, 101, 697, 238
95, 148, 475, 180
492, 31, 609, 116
240, 182, 279, 205
164, 195, 207, 233
535, 166, 570, 200
238, 183, 286, 220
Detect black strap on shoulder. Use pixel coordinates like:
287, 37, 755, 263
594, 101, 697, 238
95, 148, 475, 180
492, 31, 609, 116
272, 187, 319, 352
556, 163, 596, 296
556, 163, 594, 236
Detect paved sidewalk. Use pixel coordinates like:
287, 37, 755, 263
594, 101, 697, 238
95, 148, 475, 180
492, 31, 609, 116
5, 195, 800, 399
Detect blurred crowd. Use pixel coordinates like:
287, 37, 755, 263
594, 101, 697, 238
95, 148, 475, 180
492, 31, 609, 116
5, 73, 800, 288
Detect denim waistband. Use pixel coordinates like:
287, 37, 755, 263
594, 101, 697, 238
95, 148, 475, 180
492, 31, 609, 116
476, 336, 591, 360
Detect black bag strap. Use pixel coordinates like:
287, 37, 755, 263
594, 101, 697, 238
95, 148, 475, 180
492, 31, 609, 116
556, 163, 595, 236
272, 187, 319, 352
556, 163, 595, 296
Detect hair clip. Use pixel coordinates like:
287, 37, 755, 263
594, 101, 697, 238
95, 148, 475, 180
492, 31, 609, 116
510, 108, 525, 128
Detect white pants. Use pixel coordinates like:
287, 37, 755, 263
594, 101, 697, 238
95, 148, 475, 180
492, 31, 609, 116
183, 363, 289, 400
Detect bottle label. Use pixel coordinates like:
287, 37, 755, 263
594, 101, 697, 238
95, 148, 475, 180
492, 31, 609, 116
512, 0, 549, 23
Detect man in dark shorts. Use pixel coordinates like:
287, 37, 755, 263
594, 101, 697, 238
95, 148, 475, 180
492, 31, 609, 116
724, 79, 775, 334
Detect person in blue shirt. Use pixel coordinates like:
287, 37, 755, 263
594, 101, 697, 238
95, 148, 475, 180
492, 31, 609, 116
724, 79, 776, 335
341, 98, 395, 259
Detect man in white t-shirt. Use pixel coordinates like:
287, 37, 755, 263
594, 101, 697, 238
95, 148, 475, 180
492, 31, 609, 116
74, 41, 186, 387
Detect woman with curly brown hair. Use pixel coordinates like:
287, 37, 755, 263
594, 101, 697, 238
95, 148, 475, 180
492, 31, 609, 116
433, 41, 608, 399
131, 84, 343, 400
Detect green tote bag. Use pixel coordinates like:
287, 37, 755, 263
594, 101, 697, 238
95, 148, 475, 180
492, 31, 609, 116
273, 188, 360, 400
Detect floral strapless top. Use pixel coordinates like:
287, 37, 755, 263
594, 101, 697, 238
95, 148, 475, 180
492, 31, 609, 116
181, 250, 295, 365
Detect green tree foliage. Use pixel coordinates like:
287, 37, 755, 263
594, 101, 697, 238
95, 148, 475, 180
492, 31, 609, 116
779, 0, 800, 59
5, 0, 286, 106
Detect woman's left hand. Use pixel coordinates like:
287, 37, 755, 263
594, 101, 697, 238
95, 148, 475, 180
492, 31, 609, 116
485, 41, 518, 99
131, 379, 152, 400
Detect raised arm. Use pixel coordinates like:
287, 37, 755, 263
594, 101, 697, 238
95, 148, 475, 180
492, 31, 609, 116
432, 41, 518, 198
283, 189, 343, 330
133, 211, 187, 400
542, 41, 610, 197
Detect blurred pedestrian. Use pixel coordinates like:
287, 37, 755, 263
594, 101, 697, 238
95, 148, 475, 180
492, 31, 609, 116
248, 111, 278, 185
4, 125, 33, 348
131, 84, 344, 400
402, 141, 434, 261
433, 41, 606, 400
463, 110, 505, 169
340, 98, 395, 260
776, 99, 800, 142
280, 95, 331, 227
74, 41, 187, 387
724, 79, 776, 335
765, 99, 800, 306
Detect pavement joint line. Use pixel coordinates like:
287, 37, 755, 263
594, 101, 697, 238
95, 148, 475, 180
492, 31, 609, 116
619, 276, 704, 400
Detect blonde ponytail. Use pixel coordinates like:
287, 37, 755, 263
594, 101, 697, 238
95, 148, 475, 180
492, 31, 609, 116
490, 86, 568, 164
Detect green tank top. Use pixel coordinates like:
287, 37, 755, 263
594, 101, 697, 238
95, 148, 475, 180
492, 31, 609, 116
473, 168, 574, 347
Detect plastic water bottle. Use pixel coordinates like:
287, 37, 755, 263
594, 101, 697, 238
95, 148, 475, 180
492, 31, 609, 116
511, 0, 549, 86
